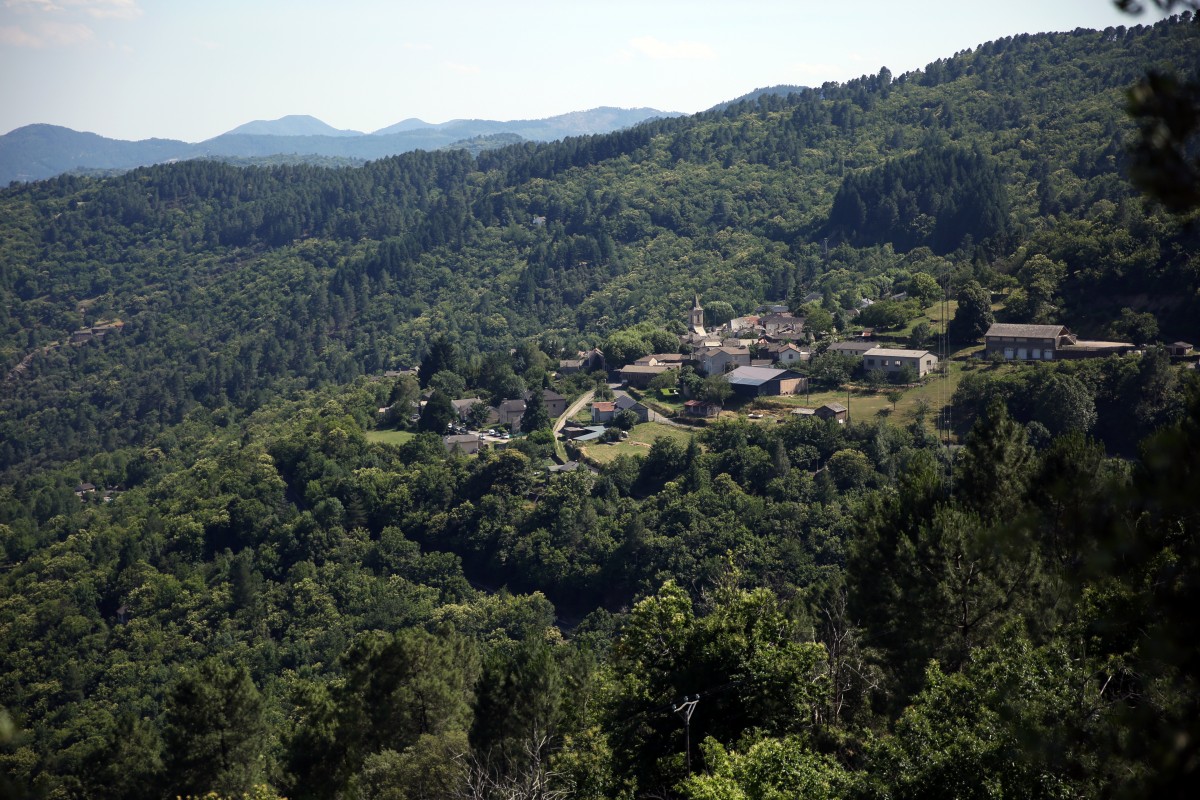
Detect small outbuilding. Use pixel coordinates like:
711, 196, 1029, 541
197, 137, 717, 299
1167, 341, 1193, 357
684, 400, 722, 418
815, 402, 848, 423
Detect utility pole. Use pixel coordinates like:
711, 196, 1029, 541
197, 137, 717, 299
672, 695, 700, 773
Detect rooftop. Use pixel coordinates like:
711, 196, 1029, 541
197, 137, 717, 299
985, 323, 1069, 338
725, 366, 800, 386
619, 364, 675, 374
827, 340, 876, 352
863, 347, 933, 359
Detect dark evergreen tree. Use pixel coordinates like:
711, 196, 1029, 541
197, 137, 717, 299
419, 336, 459, 388
162, 660, 266, 798
520, 389, 552, 433
947, 280, 994, 342
420, 389, 456, 433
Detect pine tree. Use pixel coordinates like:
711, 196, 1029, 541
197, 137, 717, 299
520, 389, 552, 433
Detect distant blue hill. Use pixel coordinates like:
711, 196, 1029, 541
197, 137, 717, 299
223, 115, 364, 137
0, 106, 685, 185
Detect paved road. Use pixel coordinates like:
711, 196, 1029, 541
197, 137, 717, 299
552, 389, 596, 462
555, 389, 596, 435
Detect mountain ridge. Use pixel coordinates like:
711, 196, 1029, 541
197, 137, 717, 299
222, 114, 365, 138
0, 106, 685, 185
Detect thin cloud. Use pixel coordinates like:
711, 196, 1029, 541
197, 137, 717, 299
0, 19, 93, 46
40, 19, 92, 43
402, 41, 433, 52
4, 0, 65, 12
4, 0, 141, 19
82, 0, 140, 20
628, 36, 716, 61
444, 61, 481, 75
0, 25, 41, 46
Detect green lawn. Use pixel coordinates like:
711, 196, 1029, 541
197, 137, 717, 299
364, 429, 417, 445
626, 387, 685, 414
749, 358, 975, 430
580, 421, 695, 464
877, 299, 958, 342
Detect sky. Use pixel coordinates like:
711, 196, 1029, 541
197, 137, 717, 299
0, 0, 1167, 142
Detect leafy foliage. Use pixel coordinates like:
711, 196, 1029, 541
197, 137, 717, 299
1, 16, 1200, 800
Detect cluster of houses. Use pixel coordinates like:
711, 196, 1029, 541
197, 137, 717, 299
440, 389, 560, 453
423, 298, 1194, 458
70, 320, 125, 345
612, 297, 819, 398
73, 482, 123, 503
7, 319, 127, 382
449, 388, 567, 430
605, 296, 944, 403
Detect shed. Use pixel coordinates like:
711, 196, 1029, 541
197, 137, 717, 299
815, 402, 848, 423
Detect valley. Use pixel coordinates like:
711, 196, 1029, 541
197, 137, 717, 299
1, 14, 1199, 800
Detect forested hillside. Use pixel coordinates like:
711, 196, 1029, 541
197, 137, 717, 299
2, 15, 1200, 800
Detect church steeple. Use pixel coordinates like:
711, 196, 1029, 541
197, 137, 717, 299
689, 294, 706, 336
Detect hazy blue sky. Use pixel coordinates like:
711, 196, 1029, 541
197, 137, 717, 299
0, 1, 1162, 142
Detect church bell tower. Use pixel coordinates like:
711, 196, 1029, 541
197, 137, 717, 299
689, 294, 706, 336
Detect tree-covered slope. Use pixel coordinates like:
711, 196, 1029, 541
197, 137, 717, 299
2, 17, 1196, 479
2, 16, 1200, 800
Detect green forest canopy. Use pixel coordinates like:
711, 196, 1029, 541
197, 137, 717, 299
1, 15, 1199, 800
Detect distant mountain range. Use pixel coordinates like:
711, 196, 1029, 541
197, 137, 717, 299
223, 115, 366, 138
0, 107, 684, 185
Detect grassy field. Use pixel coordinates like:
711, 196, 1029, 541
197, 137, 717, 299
752, 359, 974, 431
875, 300, 958, 342
580, 421, 695, 464
364, 429, 417, 445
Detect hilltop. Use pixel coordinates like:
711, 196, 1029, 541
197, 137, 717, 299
0, 106, 682, 185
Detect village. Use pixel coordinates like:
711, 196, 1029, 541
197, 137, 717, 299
369, 292, 1193, 469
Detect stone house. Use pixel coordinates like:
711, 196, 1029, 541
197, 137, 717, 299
862, 347, 939, 378
761, 341, 811, 367
698, 346, 752, 376
444, 434, 485, 455
619, 364, 677, 388
983, 323, 1074, 360
591, 401, 616, 423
